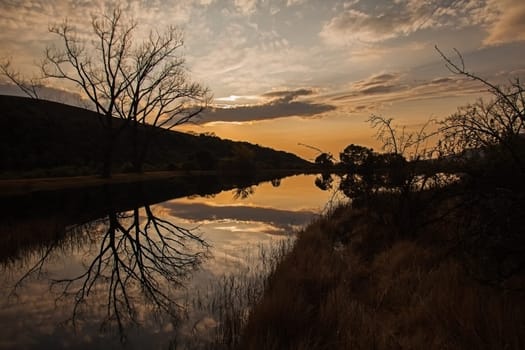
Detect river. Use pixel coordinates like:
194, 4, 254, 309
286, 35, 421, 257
0, 174, 340, 349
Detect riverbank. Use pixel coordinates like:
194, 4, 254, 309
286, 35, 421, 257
0, 169, 310, 197
0, 171, 184, 196
237, 185, 525, 349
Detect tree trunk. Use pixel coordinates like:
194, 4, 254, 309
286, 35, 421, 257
131, 122, 143, 173
102, 130, 114, 178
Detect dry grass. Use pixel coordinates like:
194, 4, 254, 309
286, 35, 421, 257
238, 198, 525, 349
179, 239, 294, 350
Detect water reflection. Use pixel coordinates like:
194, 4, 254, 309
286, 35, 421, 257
314, 173, 334, 191
5, 197, 208, 343
52, 205, 207, 338
232, 186, 256, 200
0, 174, 332, 348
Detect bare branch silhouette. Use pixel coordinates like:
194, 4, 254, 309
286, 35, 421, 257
53, 204, 207, 338
0, 58, 41, 99
9, 202, 208, 341
367, 115, 438, 160
435, 45, 524, 123
40, 6, 211, 176
435, 46, 525, 170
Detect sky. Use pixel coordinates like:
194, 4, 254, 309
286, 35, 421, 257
1, 0, 524, 160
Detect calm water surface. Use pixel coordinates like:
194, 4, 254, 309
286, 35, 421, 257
0, 174, 338, 349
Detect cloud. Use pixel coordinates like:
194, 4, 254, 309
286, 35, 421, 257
234, 0, 257, 16
321, 0, 524, 48
286, 0, 307, 6
320, 0, 488, 46
0, 82, 88, 107
329, 71, 487, 113
331, 72, 406, 100
162, 201, 316, 230
351, 73, 404, 95
261, 88, 314, 101
483, 0, 525, 45
186, 17, 316, 96
200, 88, 335, 122
0, 0, 211, 74
429, 77, 455, 85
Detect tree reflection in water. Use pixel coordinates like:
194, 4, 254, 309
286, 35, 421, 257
232, 186, 255, 200
11, 201, 209, 341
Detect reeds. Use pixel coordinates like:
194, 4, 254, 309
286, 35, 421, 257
179, 238, 294, 349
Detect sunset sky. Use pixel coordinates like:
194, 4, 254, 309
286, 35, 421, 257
1, 0, 524, 160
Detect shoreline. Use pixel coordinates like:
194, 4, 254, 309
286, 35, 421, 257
0, 169, 312, 197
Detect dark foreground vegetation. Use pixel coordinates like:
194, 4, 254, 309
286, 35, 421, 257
0, 95, 311, 179
233, 57, 525, 349
239, 165, 525, 349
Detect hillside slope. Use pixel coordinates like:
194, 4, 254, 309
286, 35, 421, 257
0, 95, 311, 177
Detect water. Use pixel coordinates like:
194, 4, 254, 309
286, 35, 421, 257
0, 174, 336, 349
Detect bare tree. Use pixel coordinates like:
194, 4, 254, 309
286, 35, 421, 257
368, 115, 448, 200
368, 115, 437, 160
41, 6, 210, 177
435, 46, 525, 169
118, 18, 210, 172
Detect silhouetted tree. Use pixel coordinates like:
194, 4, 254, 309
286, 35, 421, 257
368, 116, 439, 193
435, 46, 525, 171
337, 144, 377, 200
368, 115, 437, 160
314, 173, 333, 191
270, 178, 281, 187
39, 6, 209, 177
339, 144, 375, 172
233, 186, 255, 200
314, 152, 334, 168
376, 152, 408, 189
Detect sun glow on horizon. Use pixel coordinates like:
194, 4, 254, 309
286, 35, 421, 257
214, 95, 261, 103
1, 0, 524, 158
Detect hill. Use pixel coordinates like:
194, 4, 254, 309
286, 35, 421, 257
0, 95, 312, 178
